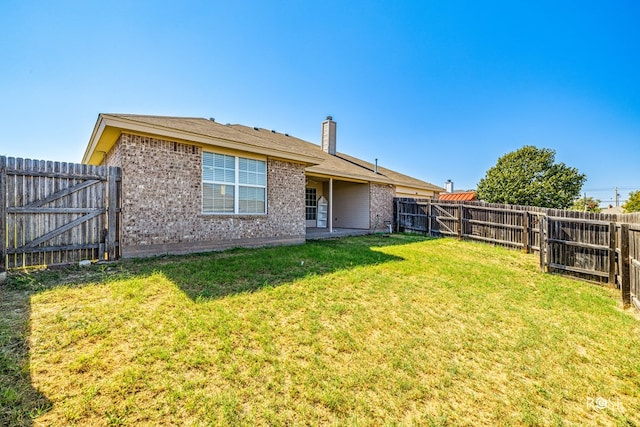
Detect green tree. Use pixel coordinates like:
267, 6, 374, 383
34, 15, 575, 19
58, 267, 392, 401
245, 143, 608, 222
570, 196, 602, 213
622, 190, 640, 213
476, 146, 586, 208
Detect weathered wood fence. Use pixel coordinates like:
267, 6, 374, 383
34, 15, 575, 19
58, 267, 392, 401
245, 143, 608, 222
394, 198, 640, 310
0, 156, 121, 270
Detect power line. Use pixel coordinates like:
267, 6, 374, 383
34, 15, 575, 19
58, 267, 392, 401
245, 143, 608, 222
584, 187, 639, 191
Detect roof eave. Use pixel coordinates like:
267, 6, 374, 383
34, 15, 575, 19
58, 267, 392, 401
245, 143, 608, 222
396, 183, 446, 193
83, 114, 324, 166
82, 114, 108, 164
306, 166, 396, 185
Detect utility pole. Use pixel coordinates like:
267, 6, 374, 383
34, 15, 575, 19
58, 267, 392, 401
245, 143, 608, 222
615, 187, 620, 208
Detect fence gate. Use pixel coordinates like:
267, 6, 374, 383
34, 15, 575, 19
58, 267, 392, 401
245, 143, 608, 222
431, 203, 460, 237
1, 156, 121, 270
627, 226, 640, 310
542, 216, 616, 284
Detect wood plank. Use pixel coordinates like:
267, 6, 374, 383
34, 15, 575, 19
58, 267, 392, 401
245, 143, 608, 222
437, 230, 458, 236
461, 203, 528, 214
522, 213, 530, 254
0, 157, 6, 272
620, 224, 631, 307
44, 160, 53, 265
432, 204, 457, 219
16, 157, 24, 268
463, 234, 525, 247
56, 161, 64, 264
21, 179, 101, 208
427, 199, 431, 235
540, 215, 547, 272
24, 159, 32, 267
435, 217, 455, 235
546, 215, 611, 226
74, 163, 82, 261
24, 206, 103, 248
5, 168, 107, 180
8, 207, 107, 214
546, 238, 609, 251
107, 166, 119, 261
462, 219, 525, 230
7, 243, 102, 254
7, 157, 15, 268
548, 262, 610, 278
609, 222, 616, 285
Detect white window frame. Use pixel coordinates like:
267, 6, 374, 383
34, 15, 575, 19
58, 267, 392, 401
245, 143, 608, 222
202, 152, 267, 215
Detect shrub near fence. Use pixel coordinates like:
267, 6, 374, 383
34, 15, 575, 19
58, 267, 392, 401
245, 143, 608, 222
394, 198, 640, 311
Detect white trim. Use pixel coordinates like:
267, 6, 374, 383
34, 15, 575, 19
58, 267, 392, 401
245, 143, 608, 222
329, 178, 333, 233
202, 151, 267, 215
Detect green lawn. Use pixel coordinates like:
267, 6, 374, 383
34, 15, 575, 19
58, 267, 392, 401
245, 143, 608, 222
1, 234, 639, 426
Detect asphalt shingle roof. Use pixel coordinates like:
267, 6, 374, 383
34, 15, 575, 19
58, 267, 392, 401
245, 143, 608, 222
104, 114, 443, 192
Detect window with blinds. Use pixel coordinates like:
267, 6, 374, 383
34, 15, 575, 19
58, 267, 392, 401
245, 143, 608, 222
202, 152, 266, 214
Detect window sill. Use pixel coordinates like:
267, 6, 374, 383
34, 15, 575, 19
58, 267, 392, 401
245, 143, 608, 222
200, 213, 268, 218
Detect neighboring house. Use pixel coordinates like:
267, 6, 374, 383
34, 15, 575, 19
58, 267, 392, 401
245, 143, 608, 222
438, 191, 477, 202
83, 114, 443, 257
601, 205, 624, 215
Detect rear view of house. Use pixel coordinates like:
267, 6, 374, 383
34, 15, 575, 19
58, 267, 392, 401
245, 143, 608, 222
82, 114, 442, 258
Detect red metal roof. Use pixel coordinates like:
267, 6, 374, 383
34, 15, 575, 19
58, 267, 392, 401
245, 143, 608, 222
438, 191, 477, 201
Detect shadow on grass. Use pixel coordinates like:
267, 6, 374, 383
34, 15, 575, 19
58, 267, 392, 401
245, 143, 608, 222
0, 233, 431, 423
0, 283, 52, 426
122, 233, 426, 301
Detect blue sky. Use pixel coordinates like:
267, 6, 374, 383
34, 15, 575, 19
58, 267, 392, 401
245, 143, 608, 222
1, 0, 638, 205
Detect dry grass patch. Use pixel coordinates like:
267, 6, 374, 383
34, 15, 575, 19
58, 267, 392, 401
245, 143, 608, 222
1, 235, 639, 426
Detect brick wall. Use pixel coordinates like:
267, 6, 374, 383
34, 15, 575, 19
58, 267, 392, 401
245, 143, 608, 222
105, 133, 306, 257
370, 183, 395, 230
104, 138, 123, 169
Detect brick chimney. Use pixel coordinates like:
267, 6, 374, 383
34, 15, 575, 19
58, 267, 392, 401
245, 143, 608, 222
321, 116, 336, 155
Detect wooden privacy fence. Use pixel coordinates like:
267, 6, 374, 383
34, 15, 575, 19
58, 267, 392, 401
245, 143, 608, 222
620, 224, 640, 311
394, 198, 640, 310
0, 156, 121, 270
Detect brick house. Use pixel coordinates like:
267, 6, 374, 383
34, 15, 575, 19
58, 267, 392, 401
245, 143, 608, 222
82, 114, 443, 258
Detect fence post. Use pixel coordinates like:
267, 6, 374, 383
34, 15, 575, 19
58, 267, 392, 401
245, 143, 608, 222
0, 156, 6, 275
458, 204, 463, 240
427, 199, 432, 236
522, 212, 530, 254
106, 166, 120, 261
620, 224, 631, 308
608, 222, 617, 286
539, 215, 546, 272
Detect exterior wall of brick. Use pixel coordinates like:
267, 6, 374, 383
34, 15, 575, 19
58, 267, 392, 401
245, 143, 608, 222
104, 137, 124, 169
369, 183, 395, 230
105, 133, 306, 257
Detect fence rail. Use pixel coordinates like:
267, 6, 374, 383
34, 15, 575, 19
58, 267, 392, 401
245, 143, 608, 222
394, 198, 640, 310
1, 156, 121, 270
